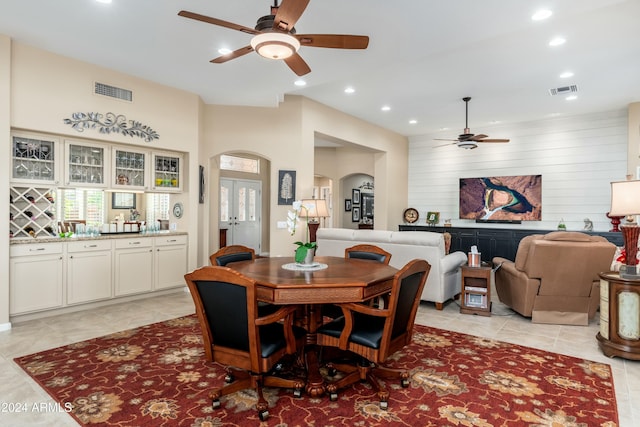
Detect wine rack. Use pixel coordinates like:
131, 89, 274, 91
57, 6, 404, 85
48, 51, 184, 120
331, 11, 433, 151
10, 186, 57, 238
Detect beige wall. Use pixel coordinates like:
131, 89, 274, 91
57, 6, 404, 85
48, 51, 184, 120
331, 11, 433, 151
0, 35, 11, 329
201, 96, 408, 258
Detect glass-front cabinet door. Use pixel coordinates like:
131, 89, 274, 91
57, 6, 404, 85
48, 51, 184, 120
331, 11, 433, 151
113, 147, 148, 190
151, 152, 182, 192
11, 132, 60, 185
65, 140, 108, 187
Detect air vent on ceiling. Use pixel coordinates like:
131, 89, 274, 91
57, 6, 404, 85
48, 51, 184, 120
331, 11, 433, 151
549, 84, 578, 96
94, 82, 133, 102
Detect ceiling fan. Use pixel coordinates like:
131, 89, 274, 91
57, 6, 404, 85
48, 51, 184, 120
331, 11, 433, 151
178, 0, 369, 76
434, 97, 510, 149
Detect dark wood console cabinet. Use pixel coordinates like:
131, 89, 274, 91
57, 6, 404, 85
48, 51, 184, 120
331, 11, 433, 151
399, 225, 623, 263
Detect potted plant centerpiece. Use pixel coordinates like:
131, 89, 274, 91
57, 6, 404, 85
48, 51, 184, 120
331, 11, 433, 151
287, 200, 317, 265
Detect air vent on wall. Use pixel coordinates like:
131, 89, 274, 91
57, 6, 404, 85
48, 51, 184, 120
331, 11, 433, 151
94, 82, 133, 102
548, 84, 578, 96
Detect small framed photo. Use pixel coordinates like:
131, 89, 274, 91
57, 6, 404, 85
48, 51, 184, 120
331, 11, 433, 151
426, 211, 440, 226
345, 199, 352, 211
352, 207, 361, 222
352, 188, 360, 205
112, 192, 136, 209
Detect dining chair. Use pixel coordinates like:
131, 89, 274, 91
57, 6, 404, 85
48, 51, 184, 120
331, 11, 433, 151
316, 259, 430, 409
209, 244, 256, 266
345, 244, 392, 264
323, 244, 393, 319
184, 266, 306, 421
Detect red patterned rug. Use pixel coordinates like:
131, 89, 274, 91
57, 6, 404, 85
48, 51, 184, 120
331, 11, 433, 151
14, 315, 618, 426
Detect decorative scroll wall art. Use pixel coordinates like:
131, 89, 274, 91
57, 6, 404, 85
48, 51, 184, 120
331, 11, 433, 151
63, 112, 160, 142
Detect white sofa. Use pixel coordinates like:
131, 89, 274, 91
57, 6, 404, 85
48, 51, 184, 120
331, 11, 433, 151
315, 228, 467, 309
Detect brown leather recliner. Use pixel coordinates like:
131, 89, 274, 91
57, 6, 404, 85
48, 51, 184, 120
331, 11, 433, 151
493, 231, 616, 326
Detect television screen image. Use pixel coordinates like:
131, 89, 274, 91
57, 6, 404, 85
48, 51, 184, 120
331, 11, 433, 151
459, 175, 542, 222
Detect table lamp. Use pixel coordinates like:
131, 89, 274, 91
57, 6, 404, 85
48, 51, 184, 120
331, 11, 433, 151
301, 198, 329, 242
609, 180, 640, 279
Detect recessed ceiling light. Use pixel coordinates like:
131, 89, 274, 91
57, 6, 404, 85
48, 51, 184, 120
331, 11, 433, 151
439, 127, 449, 131
218, 48, 232, 55
381, 105, 391, 111
531, 9, 552, 21
409, 119, 417, 125
560, 71, 574, 78
344, 87, 355, 94
294, 79, 306, 87
549, 37, 566, 47
565, 95, 578, 101
95, 0, 112, 3
489, 120, 501, 125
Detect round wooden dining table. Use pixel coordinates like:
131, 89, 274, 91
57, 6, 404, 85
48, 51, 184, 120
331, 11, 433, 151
229, 255, 398, 397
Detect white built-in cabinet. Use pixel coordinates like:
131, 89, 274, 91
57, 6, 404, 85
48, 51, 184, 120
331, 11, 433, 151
154, 235, 189, 290
11, 131, 61, 185
114, 237, 155, 296
151, 152, 183, 192
64, 139, 109, 187
112, 147, 149, 190
66, 240, 113, 305
9, 234, 188, 317
9, 243, 64, 315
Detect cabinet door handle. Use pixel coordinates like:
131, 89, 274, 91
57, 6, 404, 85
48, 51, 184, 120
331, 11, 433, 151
85, 244, 98, 248
29, 247, 46, 252
167, 239, 177, 243
129, 241, 141, 245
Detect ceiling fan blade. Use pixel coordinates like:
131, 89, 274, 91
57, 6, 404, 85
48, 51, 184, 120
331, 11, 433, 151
296, 34, 369, 49
469, 134, 488, 141
178, 10, 259, 35
273, 0, 310, 32
477, 138, 510, 143
433, 142, 458, 148
433, 138, 457, 142
210, 46, 254, 64
284, 53, 311, 76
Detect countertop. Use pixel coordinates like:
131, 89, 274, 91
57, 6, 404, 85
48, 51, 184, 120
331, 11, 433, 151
9, 231, 188, 245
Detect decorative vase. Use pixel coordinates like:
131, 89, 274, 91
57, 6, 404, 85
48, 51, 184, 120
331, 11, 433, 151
303, 248, 315, 265
295, 245, 315, 265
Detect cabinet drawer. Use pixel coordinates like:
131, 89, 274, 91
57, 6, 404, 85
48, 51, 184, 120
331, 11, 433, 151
115, 237, 153, 249
10, 242, 64, 257
154, 235, 188, 246
68, 240, 112, 252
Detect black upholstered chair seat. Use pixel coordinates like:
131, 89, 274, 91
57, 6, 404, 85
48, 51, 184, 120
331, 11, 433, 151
347, 250, 389, 263
317, 315, 386, 349
214, 252, 253, 266
260, 323, 307, 358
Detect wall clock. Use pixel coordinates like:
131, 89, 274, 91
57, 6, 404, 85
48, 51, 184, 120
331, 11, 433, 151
403, 208, 419, 224
172, 202, 184, 219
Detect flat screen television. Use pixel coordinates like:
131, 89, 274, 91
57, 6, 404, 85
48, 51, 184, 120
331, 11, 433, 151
459, 175, 542, 222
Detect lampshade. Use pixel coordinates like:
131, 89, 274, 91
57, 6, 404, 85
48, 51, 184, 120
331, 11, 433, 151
250, 33, 300, 60
301, 199, 329, 219
609, 180, 640, 217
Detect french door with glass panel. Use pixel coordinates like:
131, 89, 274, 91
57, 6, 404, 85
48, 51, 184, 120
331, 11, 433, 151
219, 179, 261, 253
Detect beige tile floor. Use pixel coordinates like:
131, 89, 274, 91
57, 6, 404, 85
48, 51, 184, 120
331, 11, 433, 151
0, 288, 637, 426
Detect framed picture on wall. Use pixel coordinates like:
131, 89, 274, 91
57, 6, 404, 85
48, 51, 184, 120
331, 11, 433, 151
278, 170, 296, 205
345, 199, 352, 211
352, 207, 360, 222
112, 192, 136, 209
198, 165, 205, 204
352, 188, 360, 205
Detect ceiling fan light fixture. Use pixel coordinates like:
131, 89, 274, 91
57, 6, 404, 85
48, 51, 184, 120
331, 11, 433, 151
250, 32, 300, 60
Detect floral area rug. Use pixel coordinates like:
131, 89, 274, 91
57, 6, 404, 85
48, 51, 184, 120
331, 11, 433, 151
14, 315, 618, 426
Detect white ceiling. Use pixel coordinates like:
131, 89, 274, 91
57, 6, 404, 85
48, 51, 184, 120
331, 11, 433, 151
1, 0, 639, 139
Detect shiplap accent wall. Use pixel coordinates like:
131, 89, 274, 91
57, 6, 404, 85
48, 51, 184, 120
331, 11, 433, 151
408, 109, 627, 232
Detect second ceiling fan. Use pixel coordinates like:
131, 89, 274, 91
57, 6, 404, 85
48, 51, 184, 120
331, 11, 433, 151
178, 0, 369, 76
435, 97, 510, 149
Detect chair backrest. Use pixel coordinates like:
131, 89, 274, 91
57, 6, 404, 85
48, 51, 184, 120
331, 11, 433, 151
184, 266, 258, 371
345, 244, 392, 264
381, 259, 430, 357
210, 245, 256, 266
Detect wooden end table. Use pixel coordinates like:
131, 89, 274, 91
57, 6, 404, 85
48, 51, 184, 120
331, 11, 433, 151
460, 263, 492, 316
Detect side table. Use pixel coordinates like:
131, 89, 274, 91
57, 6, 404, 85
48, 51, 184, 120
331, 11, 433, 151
596, 272, 640, 360
460, 263, 492, 316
